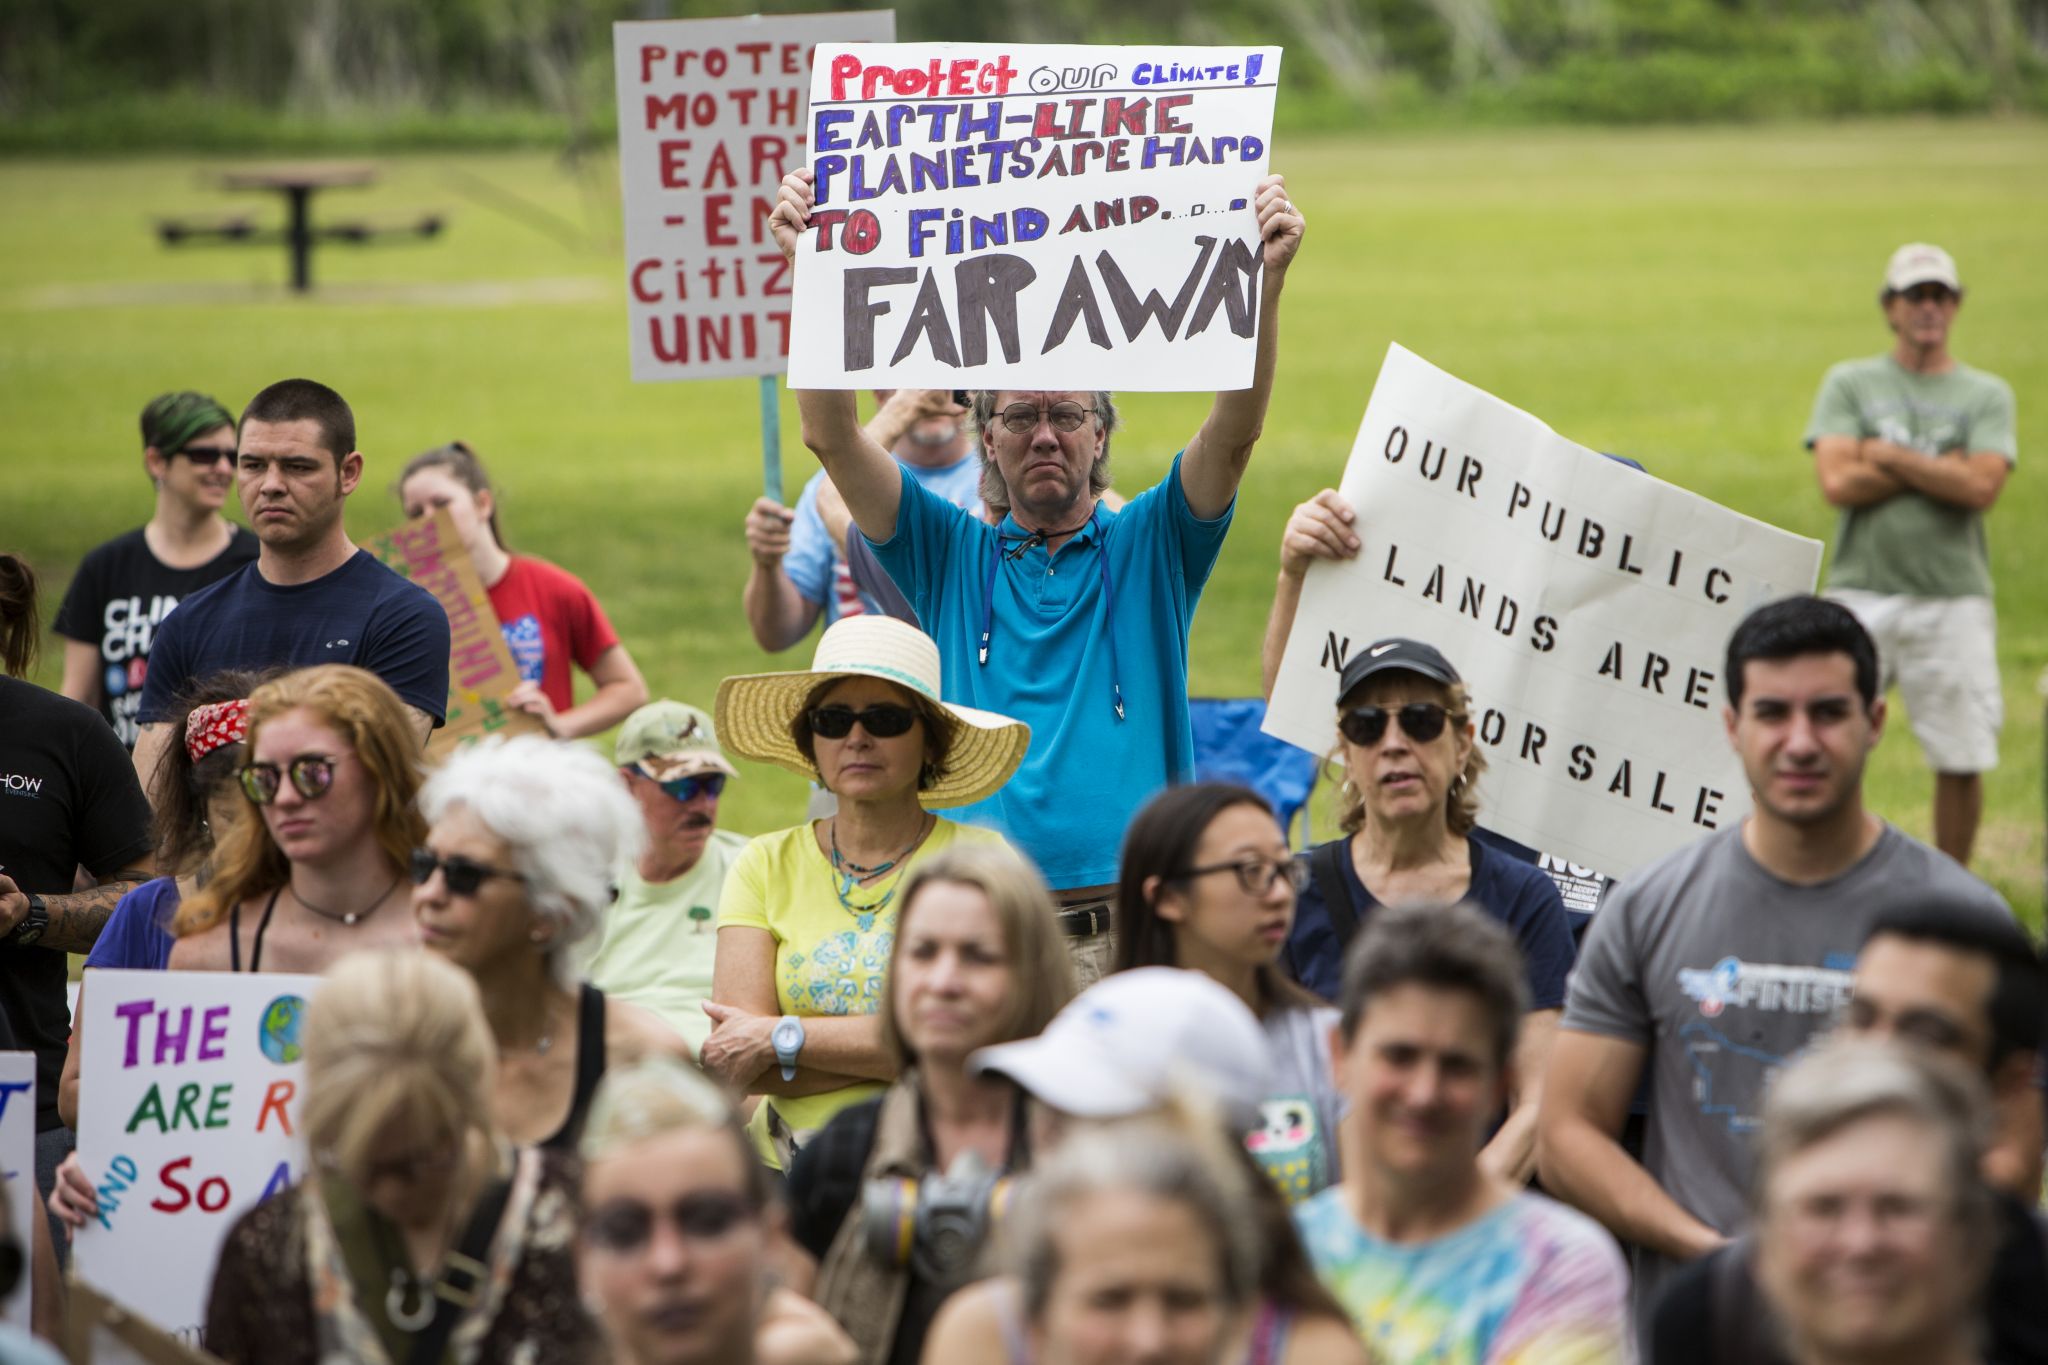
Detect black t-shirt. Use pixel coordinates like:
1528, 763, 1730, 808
136, 550, 452, 727
0, 677, 154, 1130
52, 525, 261, 748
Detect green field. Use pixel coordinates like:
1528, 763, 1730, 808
2, 118, 2043, 919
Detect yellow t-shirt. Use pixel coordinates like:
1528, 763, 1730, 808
718, 817, 1007, 1141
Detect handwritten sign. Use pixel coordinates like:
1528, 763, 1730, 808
72, 969, 323, 1347
785, 42, 1282, 390
615, 11, 897, 381
365, 507, 545, 762
1265, 344, 1823, 878
0, 1053, 31, 1327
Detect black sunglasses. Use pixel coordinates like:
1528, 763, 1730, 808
808, 703, 918, 740
409, 847, 525, 897
238, 755, 335, 805
583, 1191, 755, 1252
175, 446, 239, 466
1897, 283, 1957, 305
1338, 702, 1450, 747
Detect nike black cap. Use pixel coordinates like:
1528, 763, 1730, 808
1336, 637, 1462, 706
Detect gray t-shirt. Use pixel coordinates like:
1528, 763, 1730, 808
1249, 1003, 1344, 1206
1561, 822, 2010, 1312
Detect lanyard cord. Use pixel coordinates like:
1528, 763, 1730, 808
979, 506, 1125, 722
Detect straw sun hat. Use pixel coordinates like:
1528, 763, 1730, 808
714, 616, 1030, 809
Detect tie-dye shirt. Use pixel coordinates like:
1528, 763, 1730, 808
1294, 1189, 1633, 1364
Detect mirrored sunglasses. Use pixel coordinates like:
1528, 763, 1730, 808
237, 755, 335, 805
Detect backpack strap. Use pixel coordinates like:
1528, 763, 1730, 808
1310, 839, 1362, 946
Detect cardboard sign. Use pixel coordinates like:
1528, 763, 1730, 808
364, 507, 545, 762
1265, 345, 1823, 878
615, 10, 898, 381
0, 1053, 32, 1326
786, 41, 1282, 390
72, 969, 323, 1348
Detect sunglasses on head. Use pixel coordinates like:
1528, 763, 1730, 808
1338, 702, 1450, 747
408, 847, 525, 897
583, 1190, 755, 1253
808, 703, 918, 740
237, 755, 335, 805
654, 772, 726, 803
174, 446, 238, 467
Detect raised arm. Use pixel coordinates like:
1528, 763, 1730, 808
1182, 174, 1306, 519
770, 168, 906, 543
1260, 489, 1359, 699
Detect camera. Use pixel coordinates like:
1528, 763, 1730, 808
861, 1150, 1015, 1285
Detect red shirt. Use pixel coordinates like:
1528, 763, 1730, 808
487, 556, 621, 712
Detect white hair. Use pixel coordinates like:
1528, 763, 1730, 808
419, 736, 645, 988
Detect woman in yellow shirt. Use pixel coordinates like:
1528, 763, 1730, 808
707, 616, 1028, 1168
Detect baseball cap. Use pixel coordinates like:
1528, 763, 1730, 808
1337, 637, 1461, 707
1883, 243, 1961, 297
970, 968, 1270, 1132
614, 700, 737, 782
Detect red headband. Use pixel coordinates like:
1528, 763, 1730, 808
185, 699, 250, 763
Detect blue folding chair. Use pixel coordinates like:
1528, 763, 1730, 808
1188, 697, 1320, 847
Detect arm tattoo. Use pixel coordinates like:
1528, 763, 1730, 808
41, 877, 147, 955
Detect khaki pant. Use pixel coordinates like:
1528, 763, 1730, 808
1065, 931, 1116, 989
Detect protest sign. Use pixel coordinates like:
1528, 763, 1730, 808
365, 507, 544, 762
0, 1053, 31, 1326
615, 11, 897, 382
785, 41, 1283, 390
64, 1279, 223, 1365
1265, 344, 1823, 879
72, 969, 322, 1347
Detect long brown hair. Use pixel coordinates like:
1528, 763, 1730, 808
0, 554, 39, 679
153, 668, 279, 876
173, 665, 425, 937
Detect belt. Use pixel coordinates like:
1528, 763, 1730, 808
1056, 903, 1112, 938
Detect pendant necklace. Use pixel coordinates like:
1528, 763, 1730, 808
293, 873, 402, 927
829, 815, 931, 931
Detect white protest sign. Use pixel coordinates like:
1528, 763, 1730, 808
1265, 345, 1824, 878
786, 42, 1282, 390
615, 10, 897, 382
0, 1053, 32, 1326
73, 969, 320, 1348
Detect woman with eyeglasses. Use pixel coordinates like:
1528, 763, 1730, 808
412, 734, 690, 1154
398, 441, 648, 740
166, 664, 424, 972
204, 947, 598, 1364
709, 615, 1029, 1169
578, 1057, 858, 1365
1286, 639, 1574, 1185
1110, 783, 1345, 1206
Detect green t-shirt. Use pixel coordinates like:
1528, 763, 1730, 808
717, 817, 1007, 1139
1806, 354, 2017, 599
580, 827, 749, 1054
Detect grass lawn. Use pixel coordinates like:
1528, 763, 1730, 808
2, 117, 2043, 920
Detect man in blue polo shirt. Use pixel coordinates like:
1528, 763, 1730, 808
130, 379, 450, 804
769, 169, 1306, 981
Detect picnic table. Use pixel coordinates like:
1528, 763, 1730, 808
157, 162, 443, 292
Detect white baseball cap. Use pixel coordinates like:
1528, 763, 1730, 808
970, 967, 1271, 1131
1883, 242, 1961, 296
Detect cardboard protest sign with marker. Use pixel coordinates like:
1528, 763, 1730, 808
786, 42, 1283, 390
1265, 344, 1823, 879
615, 10, 897, 381
365, 508, 545, 763
0, 1053, 33, 1327
72, 969, 322, 1347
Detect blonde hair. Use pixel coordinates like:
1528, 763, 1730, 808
579, 1056, 770, 1209
1333, 676, 1487, 837
174, 665, 425, 937
303, 949, 496, 1191
877, 844, 1076, 1071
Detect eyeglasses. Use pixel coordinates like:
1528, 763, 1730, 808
808, 703, 918, 740
656, 772, 726, 803
1897, 284, 1957, 305
1176, 856, 1307, 896
175, 446, 238, 466
1338, 702, 1449, 747
238, 755, 335, 805
997, 402, 1095, 434
409, 848, 525, 896
583, 1191, 756, 1253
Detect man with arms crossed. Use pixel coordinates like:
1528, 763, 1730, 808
1538, 595, 2012, 1318
1808, 243, 2016, 866
766, 168, 1304, 978
131, 378, 450, 801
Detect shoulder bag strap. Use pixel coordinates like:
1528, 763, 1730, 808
1310, 839, 1362, 946
405, 1174, 515, 1365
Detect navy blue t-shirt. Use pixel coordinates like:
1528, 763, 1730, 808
1284, 832, 1577, 1008
137, 550, 450, 725
84, 876, 180, 972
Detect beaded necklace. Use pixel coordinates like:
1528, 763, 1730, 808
828, 814, 931, 933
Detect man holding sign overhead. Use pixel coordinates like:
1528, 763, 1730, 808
769, 133, 1302, 978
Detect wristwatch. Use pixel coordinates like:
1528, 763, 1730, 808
771, 1015, 806, 1082
8, 893, 48, 947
